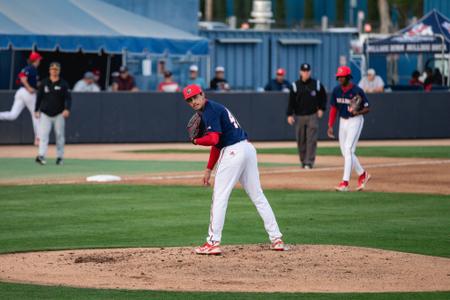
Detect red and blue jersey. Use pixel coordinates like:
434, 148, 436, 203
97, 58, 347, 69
18, 65, 38, 89
330, 83, 369, 119
201, 100, 247, 149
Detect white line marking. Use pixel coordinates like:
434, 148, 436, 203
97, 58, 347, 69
129, 160, 450, 181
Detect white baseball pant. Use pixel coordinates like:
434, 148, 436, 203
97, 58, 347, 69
0, 87, 39, 139
207, 140, 283, 243
338, 115, 365, 181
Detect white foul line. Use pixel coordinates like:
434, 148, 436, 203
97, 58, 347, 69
131, 159, 450, 181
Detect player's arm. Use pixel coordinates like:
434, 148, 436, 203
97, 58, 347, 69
193, 132, 220, 146
19, 73, 35, 94
203, 146, 221, 186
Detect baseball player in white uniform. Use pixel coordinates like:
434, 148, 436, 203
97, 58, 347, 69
0, 52, 42, 145
182, 84, 285, 255
327, 66, 371, 192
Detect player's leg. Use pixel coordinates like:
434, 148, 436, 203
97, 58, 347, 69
37, 113, 53, 160
295, 116, 307, 166
0, 88, 26, 121
347, 116, 364, 176
22, 91, 39, 144
339, 118, 352, 181
239, 141, 283, 244
336, 118, 350, 191
206, 144, 246, 243
305, 114, 319, 167
54, 113, 65, 161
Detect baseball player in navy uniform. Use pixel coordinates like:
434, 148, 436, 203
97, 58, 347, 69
182, 84, 285, 255
327, 66, 371, 191
0, 52, 42, 145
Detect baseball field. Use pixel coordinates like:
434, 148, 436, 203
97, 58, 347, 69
0, 140, 449, 299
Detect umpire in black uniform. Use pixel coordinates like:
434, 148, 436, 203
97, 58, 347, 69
287, 63, 326, 169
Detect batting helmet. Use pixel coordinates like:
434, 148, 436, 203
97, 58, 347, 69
29, 52, 42, 62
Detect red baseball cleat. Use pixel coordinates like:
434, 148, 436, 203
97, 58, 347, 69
270, 238, 286, 251
335, 181, 349, 192
195, 241, 222, 255
357, 171, 371, 191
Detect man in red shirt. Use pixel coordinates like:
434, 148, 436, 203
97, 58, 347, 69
112, 66, 139, 92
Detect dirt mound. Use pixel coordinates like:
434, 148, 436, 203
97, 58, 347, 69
1, 245, 449, 293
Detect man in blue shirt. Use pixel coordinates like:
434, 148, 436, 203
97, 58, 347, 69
264, 68, 291, 92
186, 65, 206, 89
182, 84, 285, 255
0, 52, 42, 145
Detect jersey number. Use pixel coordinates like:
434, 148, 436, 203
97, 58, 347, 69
226, 109, 240, 129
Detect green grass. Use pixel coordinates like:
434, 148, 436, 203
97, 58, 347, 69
0, 185, 449, 299
130, 146, 450, 159
0, 158, 294, 181
1, 282, 450, 300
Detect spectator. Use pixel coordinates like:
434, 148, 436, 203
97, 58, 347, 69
158, 71, 180, 92
187, 65, 206, 89
423, 67, 433, 91
408, 70, 423, 87
433, 68, 444, 85
92, 69, 102, 89
264, 68, 291, 92
358, 68, 384, 93
73, 72, 100, 92
112, 66, 139, 92
210, 66, 230, 91
34, 62, 71, 166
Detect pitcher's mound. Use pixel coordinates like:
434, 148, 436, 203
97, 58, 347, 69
1, 244, 449, 293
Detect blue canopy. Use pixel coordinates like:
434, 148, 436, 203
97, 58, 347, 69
0, 0, 208, 55
366, 9, 450, 54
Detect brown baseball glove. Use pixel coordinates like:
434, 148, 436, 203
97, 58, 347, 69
348, 94, 363, 114
187, 112, 204, 142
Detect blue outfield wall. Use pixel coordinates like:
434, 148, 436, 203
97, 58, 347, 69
200, 30, 354, 91
0, 91, 449, 145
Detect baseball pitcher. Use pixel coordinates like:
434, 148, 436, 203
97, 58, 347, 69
183, 84, 285, 255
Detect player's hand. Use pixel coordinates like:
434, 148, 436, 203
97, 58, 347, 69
34, 111, 40, 119
327, 126, 335, 139
287, 116, 295, 126
28, 88, 36, 94
317, 109, 324, 118
62, 109, 70, 118
203, 169, 212, 186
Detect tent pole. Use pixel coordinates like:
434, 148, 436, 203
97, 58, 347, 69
9, 49, 15, 90
105, 54, 111, 89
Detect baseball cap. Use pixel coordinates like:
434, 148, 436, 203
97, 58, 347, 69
119, 66, 128, 73
300, 63, 311, 71
29, 52, 42, 62
84, 71, 95, 79
276, 68, 285, 76
183, 84, 202, 100
215, 66, 225, 72
335, 66, 351, 77
49, 62, 61, 69
367, 68, 376, 75
189, 65, 199, 72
